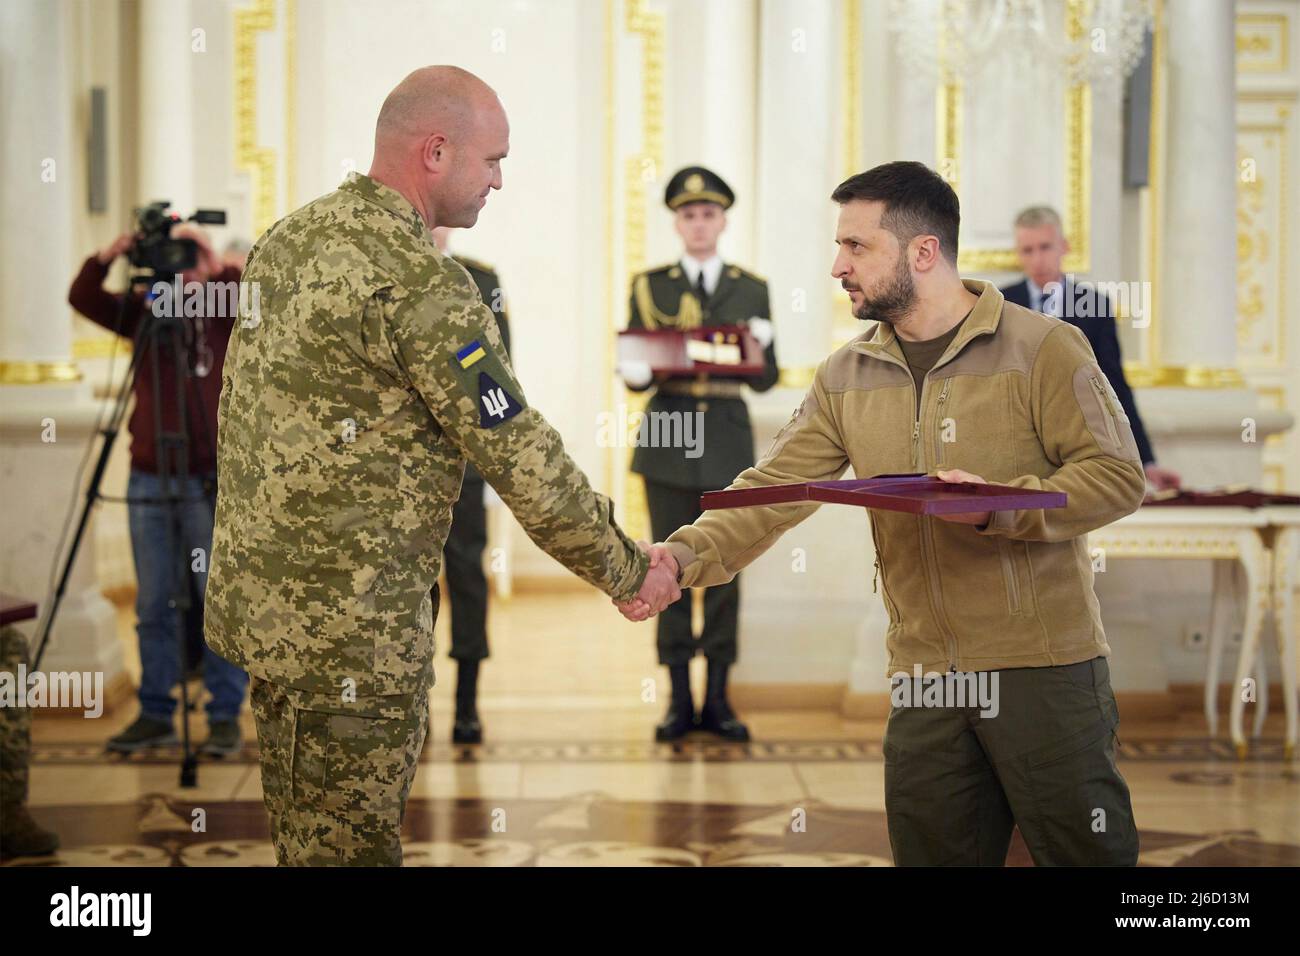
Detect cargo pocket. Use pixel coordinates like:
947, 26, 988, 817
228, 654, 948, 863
1089, 376, 1122, 448
290, 709, 333, 809
1073, 365, 1139, 462
1022, 717, 1136, 865
1019, 662, 1136, 865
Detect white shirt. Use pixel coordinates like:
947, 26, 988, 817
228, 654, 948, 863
681, 254, 723, 297
1027, 275, 1065, 316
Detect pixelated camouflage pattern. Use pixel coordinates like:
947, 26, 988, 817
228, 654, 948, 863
206, 172, 647, 697
0, 626, 31, 810
249, 675, 426, 866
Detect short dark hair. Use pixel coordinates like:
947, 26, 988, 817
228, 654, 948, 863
831, 161, 960, 264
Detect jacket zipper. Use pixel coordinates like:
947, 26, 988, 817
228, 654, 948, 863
933, 376, 952, 467
857, 330, 979, 674
916, 367, 960, 671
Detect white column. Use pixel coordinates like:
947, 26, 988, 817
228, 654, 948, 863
137, 0, 195, 213
1130, 0, 1288, 486
1159, 0, 1238, 369
666, 0, 759, 266
0, 0, 75, 370
756, 0, 839, 372
0, 0, 123, 695
727, 1, 880, 701
1097, 0, 1293, 705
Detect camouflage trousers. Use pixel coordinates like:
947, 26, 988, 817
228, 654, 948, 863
0, 626, 32, 811
249, 676, 428, 866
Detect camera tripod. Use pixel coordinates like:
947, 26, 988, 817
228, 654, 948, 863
33, 268, 218, 788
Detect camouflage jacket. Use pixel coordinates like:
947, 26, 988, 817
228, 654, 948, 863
206, 172, 648, 697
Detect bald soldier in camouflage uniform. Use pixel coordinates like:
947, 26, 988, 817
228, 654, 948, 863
206, 66, 677, 866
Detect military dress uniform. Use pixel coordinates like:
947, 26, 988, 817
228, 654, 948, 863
443, 256, 510, 744
206, 172, 649, 866
625, 166, 779, 743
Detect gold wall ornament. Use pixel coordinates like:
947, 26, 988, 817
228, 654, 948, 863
284, 0, 296, 212
234, 0, 297, 239
1264, 463, 1284, 492
1236, 12, 1290, 73
0, 361, 83, 385
1235, 134, 1276, 365
937, 20, 1092, 273
1256, 384, 1286, 448
1120, 364, 1248, 389
605, 0, 617, 495
1235, 101, 1292, 372
616, 0, 667, 543
778, 366, 818, 390
842, 0, 862, 179
832, 0, 865, 345
1136, 0, 1166, 374
1234, 85, 1295, 488
72, 337, 129, 360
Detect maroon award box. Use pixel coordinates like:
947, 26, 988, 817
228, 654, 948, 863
0, 592, 38, 627
617, 325, 767, 378
700, 474, 1067, 517
1142, 488, 1300, 508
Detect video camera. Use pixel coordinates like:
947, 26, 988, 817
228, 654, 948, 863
128, 201, 228, 275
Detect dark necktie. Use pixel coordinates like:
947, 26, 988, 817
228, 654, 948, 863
693, 270, 708, 304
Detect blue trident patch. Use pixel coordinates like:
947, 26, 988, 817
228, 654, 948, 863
477, 372, 522, 428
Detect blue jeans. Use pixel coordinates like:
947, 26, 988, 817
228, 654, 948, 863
128, 469, 248, 722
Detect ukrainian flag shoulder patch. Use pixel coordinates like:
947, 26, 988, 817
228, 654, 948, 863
456, 340, 487, 369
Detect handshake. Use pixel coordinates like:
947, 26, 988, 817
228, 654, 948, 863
614, 542, 682, 622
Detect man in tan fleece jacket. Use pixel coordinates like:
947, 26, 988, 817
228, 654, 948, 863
620, 161, 1146, 866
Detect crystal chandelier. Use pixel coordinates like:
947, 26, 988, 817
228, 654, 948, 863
888, 0, 1153, 85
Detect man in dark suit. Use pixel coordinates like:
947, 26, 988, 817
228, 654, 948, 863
618, 166, 779, 743
1000, 206, 1180, 490
431, 228, 512, 744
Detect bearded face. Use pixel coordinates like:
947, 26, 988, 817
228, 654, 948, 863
852, 246, 916, 326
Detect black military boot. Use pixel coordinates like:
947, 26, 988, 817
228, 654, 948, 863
452, 659, 483, 745
0, 804, 59, 859
654, 663, 695, 742
697, 658, 750, 742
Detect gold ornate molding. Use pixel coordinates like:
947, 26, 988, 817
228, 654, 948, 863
1089, 535, 1243, 559
605, 0, 617, 494
71, 336, 128, 360
1236, 12, 1290, 73
1121, 364, 1247, 389
234, 0, 296, 238
284, 0, 297, 211
778, 366, 817, 390
1137, 0, 1165, 373
0, 361, 83, 385
842, 0, 861, 179
937, 3, 1091, 273
1236, 119, 1289, 371
617, 0, 666, 542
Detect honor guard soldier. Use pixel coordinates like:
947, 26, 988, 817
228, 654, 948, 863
618, 166, 779, 743
432, 228, 511, 745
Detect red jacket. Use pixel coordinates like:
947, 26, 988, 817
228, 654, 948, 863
68, 255, 239, 475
